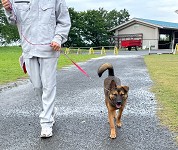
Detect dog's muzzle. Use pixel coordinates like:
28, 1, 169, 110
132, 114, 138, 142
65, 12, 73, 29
116, 101, 122, 108
115, 96, 123, 109
110, 95, 123, 109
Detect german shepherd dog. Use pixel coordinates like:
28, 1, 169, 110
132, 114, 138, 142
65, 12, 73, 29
98, 63, 129, 139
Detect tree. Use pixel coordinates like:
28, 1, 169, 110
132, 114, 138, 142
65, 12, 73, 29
0, 3, 19, 45
66, 8, 130, 47
79, 8, 109, 46
65, 8, 86, 47
105, 9, 130, 29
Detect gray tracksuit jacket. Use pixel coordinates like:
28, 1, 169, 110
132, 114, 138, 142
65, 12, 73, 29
5, 0, 71, 58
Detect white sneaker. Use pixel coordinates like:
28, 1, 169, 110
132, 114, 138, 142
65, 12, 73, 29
52, 107, 58, 125
40, 127, 53, 138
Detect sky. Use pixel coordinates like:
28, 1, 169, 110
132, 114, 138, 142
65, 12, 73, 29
66, 0, 178, 23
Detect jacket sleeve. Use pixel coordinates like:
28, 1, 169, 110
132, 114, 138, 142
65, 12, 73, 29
52, 0, 71, 45
4, 8, 17, 25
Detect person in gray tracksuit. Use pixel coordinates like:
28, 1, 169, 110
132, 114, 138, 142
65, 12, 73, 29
1, 0, 71, 137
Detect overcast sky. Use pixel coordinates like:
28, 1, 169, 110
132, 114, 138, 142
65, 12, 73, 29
66, 0, 178, 23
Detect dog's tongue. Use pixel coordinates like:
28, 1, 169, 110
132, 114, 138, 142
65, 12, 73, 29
116, 104, 121, 109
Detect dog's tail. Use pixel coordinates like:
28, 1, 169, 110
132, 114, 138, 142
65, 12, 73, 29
97, 63, 114, 77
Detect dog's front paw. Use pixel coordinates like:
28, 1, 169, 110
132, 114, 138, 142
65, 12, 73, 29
110, 133, 116, 139
116, 122, 122, 128
110, 130, 116, 139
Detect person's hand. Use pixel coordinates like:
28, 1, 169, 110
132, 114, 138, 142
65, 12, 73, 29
1, 0, 11, 10
50, 42, 61, 51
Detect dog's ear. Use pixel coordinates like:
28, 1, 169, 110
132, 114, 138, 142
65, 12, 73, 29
110, 80, 117, 89
122, 86, 129, 92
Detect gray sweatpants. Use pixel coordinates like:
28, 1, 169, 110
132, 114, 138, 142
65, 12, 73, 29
24, 57, 58, 128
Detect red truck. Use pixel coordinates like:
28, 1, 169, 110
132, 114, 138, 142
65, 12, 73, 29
121, 39, 142, 51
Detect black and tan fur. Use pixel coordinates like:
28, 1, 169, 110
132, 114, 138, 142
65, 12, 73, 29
98, 63, 129, 139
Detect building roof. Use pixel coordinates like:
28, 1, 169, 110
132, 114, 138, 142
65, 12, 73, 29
137, 18, 178, 29
110, 18, 178, 31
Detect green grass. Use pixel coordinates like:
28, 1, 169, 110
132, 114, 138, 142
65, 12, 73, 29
144, 54, 178, 140
58, 53, 99, 69
0, 46, 101, 84
0, 46, 26, 84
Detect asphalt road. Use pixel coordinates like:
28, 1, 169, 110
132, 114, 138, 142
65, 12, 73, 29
0, 51, 177, 150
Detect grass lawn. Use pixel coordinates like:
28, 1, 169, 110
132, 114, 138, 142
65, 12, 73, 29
0, 46, 25, 84
0, 46, 101, 84
144, 54, 178, 141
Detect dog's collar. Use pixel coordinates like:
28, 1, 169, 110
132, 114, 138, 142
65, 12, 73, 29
104, 88, 110, 92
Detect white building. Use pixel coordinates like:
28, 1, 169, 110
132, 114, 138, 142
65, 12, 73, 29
110, 18, 178, 50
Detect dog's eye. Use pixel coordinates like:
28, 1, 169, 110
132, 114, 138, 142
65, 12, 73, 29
120, 93, 124, 96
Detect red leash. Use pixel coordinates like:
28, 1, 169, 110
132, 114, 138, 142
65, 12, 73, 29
64, 53, 90, 78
